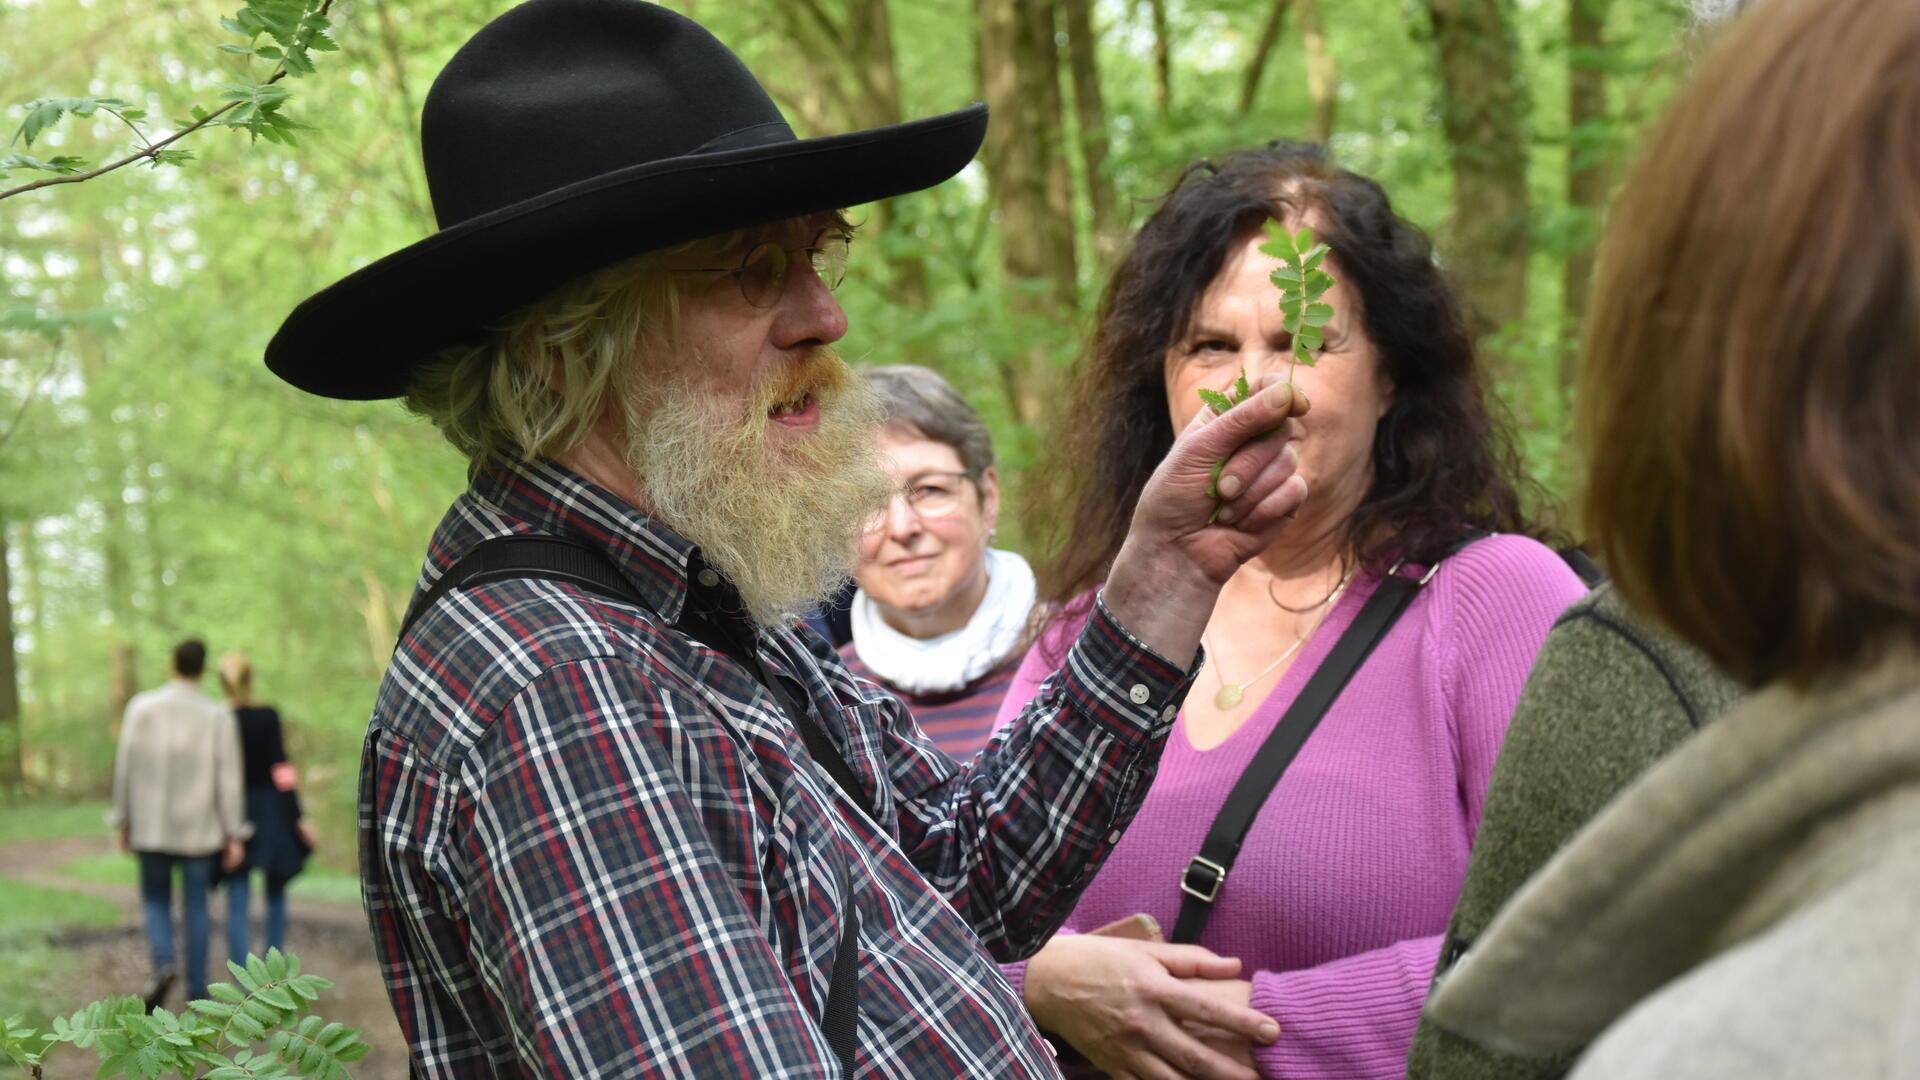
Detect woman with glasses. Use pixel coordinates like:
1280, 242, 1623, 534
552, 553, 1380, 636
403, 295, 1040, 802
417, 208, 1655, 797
838, 364, 1037, 761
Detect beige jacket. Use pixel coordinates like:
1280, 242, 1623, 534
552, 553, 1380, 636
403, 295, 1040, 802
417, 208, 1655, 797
1423, 647, 1920, 1079
109, 679, 250, 855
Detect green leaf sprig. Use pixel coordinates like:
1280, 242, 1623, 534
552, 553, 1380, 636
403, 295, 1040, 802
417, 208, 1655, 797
1, 0, 338, 199
0, 949, 370, 1080
1260, 219, 1337, 385
1191, 223, 1336, 524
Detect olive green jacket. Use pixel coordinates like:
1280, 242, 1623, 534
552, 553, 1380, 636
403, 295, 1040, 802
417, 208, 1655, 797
1405, 585, 1744, 1080
1422, 644, 1920, 1079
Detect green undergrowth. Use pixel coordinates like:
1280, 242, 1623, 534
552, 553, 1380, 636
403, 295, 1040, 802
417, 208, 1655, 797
56, 852, 363, 907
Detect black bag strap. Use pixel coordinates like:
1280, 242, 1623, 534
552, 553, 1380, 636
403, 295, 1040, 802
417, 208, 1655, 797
1171, 534, 1498, 944
1560, 545, 1607, 589
395, 534, 863, 1075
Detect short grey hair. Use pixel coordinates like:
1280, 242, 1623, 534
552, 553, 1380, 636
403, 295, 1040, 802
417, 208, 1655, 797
861, 364, 995, 477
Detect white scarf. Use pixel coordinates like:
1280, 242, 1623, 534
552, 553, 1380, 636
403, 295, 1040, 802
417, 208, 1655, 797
850, 547, 1038, 695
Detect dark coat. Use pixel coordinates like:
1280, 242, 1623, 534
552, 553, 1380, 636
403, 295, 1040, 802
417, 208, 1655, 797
1405, 584, 1745, 1080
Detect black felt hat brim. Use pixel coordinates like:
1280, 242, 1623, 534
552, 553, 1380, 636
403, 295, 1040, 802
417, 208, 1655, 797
266, 104, 986, 400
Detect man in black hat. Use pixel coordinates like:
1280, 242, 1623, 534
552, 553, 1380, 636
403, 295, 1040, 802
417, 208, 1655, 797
269, 1, 1308, 1076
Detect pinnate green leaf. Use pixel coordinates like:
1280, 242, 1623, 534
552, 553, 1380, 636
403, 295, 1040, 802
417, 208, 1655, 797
1196, 387, 1234, 415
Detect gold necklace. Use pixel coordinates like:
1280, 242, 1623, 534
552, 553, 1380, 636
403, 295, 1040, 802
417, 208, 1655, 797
1205, 566, 1355, 711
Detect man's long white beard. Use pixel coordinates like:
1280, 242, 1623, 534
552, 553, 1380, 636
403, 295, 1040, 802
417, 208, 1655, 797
625, 349, 891, 628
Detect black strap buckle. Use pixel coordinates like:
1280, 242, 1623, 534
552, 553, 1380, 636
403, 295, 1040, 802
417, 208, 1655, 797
1180, 856, 1227, 903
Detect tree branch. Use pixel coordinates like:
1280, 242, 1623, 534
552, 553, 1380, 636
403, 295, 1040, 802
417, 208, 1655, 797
0, 350, 63, 453
0, 0, 337, 203
0, 100, 240, 201
1239, 0, 1294, 114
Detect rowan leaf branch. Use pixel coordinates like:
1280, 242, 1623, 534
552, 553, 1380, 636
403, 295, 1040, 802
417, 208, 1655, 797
0, 950, 369, 1079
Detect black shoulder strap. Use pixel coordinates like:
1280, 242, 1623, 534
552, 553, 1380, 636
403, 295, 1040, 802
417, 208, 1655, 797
394, 535, 863, 1075
1170, 539, 1480, 946
1560, 545, 1607, 588
397, 534, 643, 643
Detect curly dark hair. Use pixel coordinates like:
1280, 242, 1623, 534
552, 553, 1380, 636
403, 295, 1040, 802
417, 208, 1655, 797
1030, 140, 1555, 614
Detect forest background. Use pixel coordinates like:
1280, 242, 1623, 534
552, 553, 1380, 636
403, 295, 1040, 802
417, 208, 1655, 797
0, 0, 1694, 860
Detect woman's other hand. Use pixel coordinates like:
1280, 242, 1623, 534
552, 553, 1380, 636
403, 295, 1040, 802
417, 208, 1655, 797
296, 818, 317, 851
1025, 933, 1277, 1080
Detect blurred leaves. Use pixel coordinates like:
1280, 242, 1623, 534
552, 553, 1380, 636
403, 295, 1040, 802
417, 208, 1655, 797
0, 951, 368, 1078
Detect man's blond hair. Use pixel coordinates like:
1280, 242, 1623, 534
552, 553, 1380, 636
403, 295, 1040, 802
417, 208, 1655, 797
404, 216, 851, 467
403, 237, 728, 467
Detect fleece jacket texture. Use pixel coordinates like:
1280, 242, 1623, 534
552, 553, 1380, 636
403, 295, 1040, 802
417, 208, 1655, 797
1406, 585, 1745, 1080
1423, 643, 1920, 1080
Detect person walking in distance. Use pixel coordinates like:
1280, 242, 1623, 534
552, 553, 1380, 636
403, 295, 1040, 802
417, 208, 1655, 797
109, 639, 249, 1008
214, 652, 315, 965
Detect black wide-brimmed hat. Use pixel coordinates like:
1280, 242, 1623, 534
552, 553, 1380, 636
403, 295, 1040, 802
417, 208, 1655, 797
266, 0, 987, 400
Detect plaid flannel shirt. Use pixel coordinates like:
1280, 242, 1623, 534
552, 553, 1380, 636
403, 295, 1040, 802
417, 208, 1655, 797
360, 459, 1198, 1077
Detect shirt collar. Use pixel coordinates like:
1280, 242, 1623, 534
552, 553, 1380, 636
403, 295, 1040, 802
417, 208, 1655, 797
468, 457, 702, 624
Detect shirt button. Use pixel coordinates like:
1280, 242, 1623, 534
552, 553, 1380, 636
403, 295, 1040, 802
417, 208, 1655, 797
696, 568, 720, 587
1128, 684, 1151, 705
1160, 705, 1178, 722
1107, 829, 1123, 845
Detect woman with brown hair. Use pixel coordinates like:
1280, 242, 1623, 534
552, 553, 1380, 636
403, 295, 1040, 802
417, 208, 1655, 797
1421, 0, 1920, 1072
994, 142, 1587, 1079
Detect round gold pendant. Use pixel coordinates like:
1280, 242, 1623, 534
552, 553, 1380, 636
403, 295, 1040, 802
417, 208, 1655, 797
1214, 684, 1244, 710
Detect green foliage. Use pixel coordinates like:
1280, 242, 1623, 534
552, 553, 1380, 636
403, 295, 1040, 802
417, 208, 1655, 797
0, 799, 111, 843
0, 152, 86, 176
0, 951, 368, 1080
1, 0, 336, 187
0, 875, 120, 938
0, 0, 1701, 830
1259, 221, 1338, 376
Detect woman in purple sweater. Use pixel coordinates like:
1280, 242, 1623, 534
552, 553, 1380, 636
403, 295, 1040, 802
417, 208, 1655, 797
996, 142, 1585, 1079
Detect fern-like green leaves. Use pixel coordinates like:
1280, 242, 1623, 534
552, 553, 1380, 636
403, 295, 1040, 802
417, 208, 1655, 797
4, 950, 367, 1079
1260, 220, 1338, 370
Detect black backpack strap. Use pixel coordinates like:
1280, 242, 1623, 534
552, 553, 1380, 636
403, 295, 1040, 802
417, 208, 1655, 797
394, 534, 863, 1075
397, 534, 643, 644
1170, 540, 1477, 946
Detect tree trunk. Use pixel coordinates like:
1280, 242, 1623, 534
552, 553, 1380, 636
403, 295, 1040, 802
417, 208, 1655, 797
1238, 0, 1294, 114
979, 0, 1078, 424
1146, 0, 1173, 114
77, 237, 139, 735
1562, 0, 1611, 387
1298, 0, 1337, 143
1062, 0, 1123, 266
1427, 0, 1531, 344
15, 521, 44, 716
768, 0, 929, 306
0, 519, 24, 792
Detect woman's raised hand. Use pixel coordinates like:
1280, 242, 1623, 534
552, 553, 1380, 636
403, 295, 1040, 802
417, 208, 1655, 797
1103, 371, 1310, 667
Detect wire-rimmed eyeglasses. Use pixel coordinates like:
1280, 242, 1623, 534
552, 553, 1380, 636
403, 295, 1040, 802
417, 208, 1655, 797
676, 227, 853, 308
864, 471, 975, 533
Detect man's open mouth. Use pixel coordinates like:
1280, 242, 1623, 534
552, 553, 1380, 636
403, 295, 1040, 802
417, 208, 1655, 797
769, 392, 816, 418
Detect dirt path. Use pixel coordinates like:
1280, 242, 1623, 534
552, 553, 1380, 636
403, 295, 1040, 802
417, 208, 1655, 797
0, 834, 410, 1079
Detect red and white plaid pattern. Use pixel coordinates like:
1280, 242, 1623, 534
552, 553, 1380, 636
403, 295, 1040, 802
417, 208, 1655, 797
359, 458, 1196, 1077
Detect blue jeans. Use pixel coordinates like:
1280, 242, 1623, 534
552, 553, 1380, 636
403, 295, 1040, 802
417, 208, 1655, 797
136, 852, 214, 999
224, 872, 288, 963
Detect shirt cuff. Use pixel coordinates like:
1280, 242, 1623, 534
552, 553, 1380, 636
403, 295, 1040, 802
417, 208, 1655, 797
1058, 591, 1202, 746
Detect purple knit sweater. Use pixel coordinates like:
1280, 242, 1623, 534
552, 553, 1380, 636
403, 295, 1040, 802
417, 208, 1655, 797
993, 535, 1585, 1078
